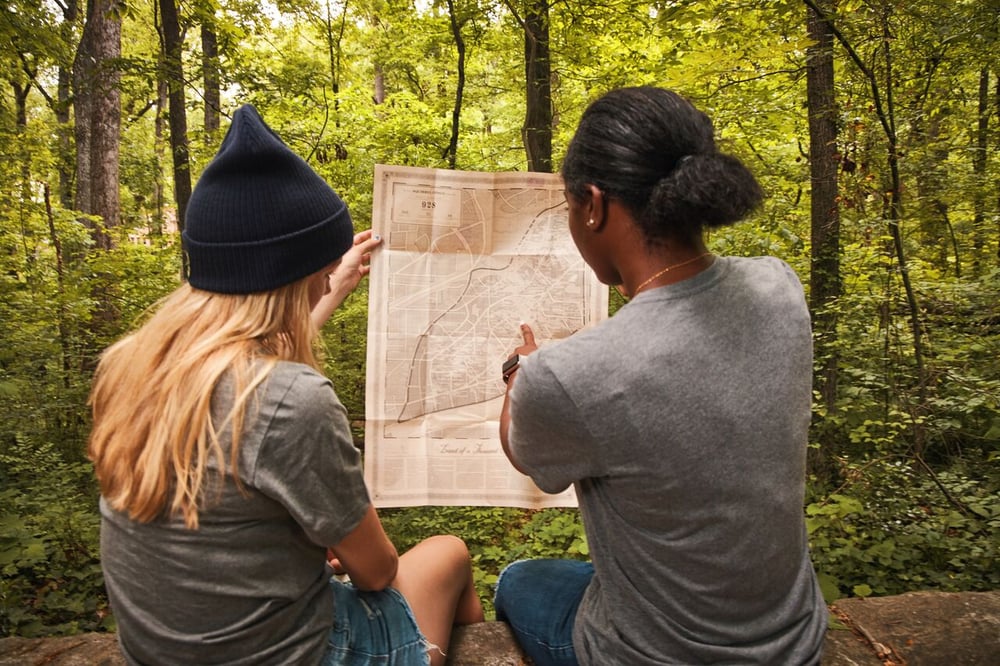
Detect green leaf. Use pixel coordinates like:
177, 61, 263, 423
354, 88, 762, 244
816, 573, 841, 603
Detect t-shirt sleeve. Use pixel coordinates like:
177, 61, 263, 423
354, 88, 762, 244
251, 367, 370, 547
508, 352, 605, 493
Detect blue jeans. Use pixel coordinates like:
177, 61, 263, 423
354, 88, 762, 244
494, 559, 594, 666
322, 579, 432, 665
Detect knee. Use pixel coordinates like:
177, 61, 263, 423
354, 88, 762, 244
423, 534, 471, 568
494, 559, 530, 617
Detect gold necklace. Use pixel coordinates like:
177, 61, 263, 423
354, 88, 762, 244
631, 252, 712, 297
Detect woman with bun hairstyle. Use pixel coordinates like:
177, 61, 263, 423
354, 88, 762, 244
495, 87, 826, 665
89, 105, 483, 666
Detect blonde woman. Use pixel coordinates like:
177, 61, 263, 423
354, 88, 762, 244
89, 105, 483, 666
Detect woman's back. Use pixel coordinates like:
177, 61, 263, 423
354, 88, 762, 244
100, 362, 369, 664
508, 256, 826, 664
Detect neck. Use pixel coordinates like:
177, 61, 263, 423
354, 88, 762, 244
622, 250, 713, 299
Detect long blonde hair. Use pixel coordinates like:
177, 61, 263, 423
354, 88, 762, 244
88, 277, 321, 529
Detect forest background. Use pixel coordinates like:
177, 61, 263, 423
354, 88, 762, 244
1, 0, 997, 637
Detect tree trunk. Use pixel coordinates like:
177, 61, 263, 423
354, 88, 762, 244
806, 0, 840, 423
57, 0, 79, 210
522, 0, 552, 173
876, 5, 927, 452
71, 0, 123, 359
971, 67, 988, 274
374, 63, 385, 104
72, 0, 123, 252
153, 75, 168, 237
325, 0, 347, 114
444, 0, 466, 169
159, 0, 192, 274
914, 113, 956, 274
202, 15, 221, 136
324, 0, 349, 160
803, 0, 927, 452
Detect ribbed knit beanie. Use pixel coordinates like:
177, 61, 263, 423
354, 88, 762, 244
182, 104, 354, 294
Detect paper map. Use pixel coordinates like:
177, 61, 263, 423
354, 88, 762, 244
364, 165, 608, 507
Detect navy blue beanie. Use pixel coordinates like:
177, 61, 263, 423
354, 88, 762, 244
182, 104, 354, 294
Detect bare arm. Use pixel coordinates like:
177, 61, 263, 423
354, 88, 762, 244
311, 230, 383, 329
328, 504, 399, 591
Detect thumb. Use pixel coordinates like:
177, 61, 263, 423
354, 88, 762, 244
520, 323, 536, 347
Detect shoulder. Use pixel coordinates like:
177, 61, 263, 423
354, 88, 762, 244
261, 361, 342, 417
519, 322, 617, 399
724, 255, 804, 288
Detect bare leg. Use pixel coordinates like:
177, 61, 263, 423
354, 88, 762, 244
392, 535, 485, 666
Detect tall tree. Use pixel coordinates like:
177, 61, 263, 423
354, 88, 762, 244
201, 9, 221, 136
72, 0, 123, 251
443, 0, 467, 169
806, 0, 841, 419
507, 0, 552, 172
971, 67, 990, 273
804, 0, 928, 450
55, 0, 79, 210
158, 0, 192, 274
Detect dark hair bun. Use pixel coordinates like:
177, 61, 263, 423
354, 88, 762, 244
642, 152, 763, 242
561, 87, 764, 245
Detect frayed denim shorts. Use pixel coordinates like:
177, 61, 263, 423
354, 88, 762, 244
321, 579, 432, 665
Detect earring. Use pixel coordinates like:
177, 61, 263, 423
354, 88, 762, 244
587, 218, 596, 227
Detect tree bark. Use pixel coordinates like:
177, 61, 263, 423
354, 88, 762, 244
57, 0, 79, 210
374, 64, 385, 104
71, 0, 123, 359
806, 0, 841, 419
72, 0, 123, 252
159, 0, 192, 274
522, 0, 552, 173
803, 0, 927, 451
201, 20, 222, 137
201, 15, 221, 136
971, 67, 989, 274
153, 75, 168, 237
444, 0, 466, 169
914, 113, 955, 274
324, 0, 349, 160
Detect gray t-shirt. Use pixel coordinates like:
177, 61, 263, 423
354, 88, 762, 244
100, 361, 370, 665
509, 256, 827, 665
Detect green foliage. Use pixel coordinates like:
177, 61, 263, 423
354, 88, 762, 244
1, 0, 998, 639
0, 440, 109, 637
379, 506, 587, 618
806, 457, 999, 603
322, 284, 373, 420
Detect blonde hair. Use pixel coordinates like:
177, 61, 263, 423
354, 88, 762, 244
88, 277, 321, 529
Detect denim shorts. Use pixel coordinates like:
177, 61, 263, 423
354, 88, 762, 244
321, 579, 432, 665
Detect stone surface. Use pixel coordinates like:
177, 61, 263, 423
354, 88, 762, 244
0, 633, 124, 666
446, 622, 528, 665
2, 590, 998, 665
829, 590, 1000, 666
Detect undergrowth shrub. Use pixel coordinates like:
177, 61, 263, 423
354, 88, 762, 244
806, 456, 999, 602
379, 506, 587, 618
0, 439, 109, 637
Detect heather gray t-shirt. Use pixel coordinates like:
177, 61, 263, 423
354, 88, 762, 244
100, 361, 370, 665
509, 256, 827, 665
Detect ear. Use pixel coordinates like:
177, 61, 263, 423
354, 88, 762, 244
585, 184, 607, 231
